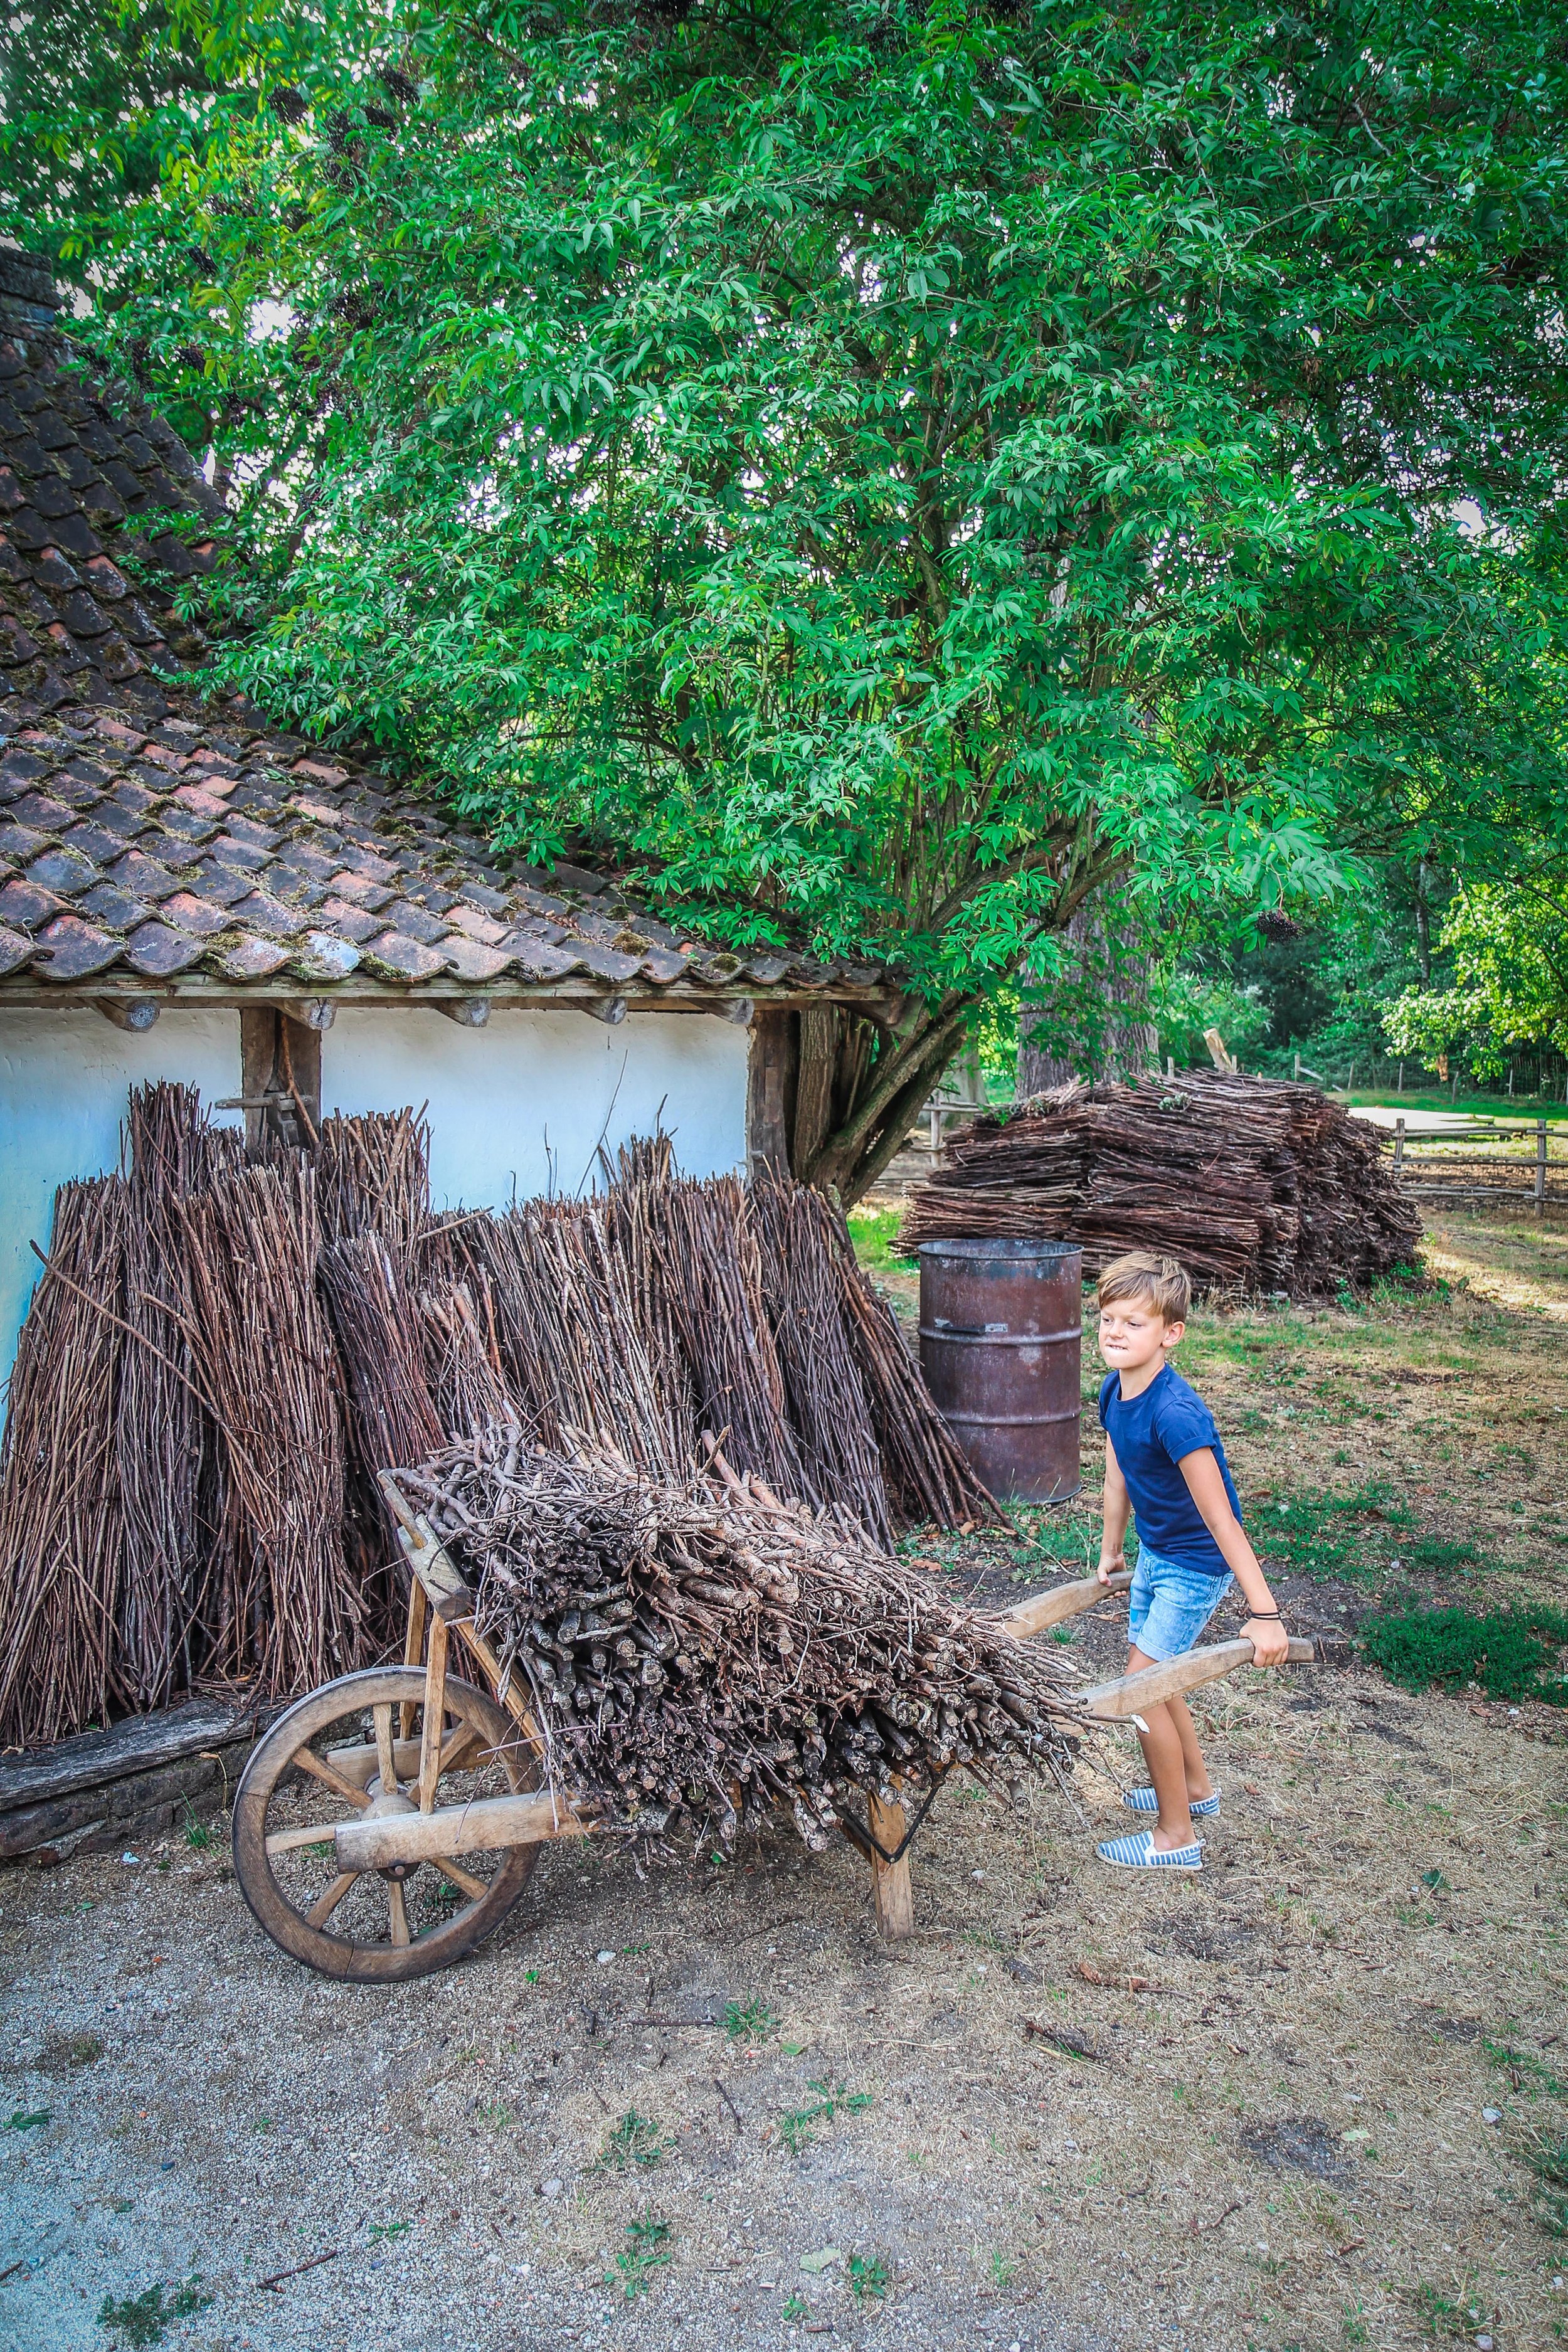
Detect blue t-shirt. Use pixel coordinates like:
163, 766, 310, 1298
1097, 1364, 1243, 1576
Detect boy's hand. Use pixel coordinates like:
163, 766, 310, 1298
1244, 1614, 1290, 1666
1096, 1549, 1125, 1585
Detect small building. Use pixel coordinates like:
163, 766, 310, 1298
0, 263, 883, 1376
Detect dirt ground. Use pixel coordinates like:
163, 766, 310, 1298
3, 1215, 1567, 2352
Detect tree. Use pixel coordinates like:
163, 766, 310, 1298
18, 0, 1568, 1195
1386, 881, 1568, 1076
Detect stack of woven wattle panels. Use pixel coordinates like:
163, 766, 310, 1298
898, 1071, 1423, 1298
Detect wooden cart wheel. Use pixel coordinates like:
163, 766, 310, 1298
233, 1666, 542, 1984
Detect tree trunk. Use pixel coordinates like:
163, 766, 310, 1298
746, 998, 972, 1206
1016, 899, 1158, 1097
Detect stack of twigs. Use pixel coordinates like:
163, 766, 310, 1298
117, 1084, 240, 1708
810, 1189, 1000, 1529
749, 1173, 893, 1544
0, 1179, 128, 1748
648, 1174, 809, 1502
463, 1204, 688, 1483
899, 1072, 1422, 1297
317, 1107, 431, 1264
398, 1428, 1084, 1857
415, 1284, 519, 1439
182, 1162, 355, 1694
0, 1089, 1002, 1751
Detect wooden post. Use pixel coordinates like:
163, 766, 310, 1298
418, 1614, 449, 1813
867, 1791, 914, 1939
1537, 1118, 1548, 1217
1393, 1115, 1405, 1178
400, 1578, 430, 1740
746, 1008, 797, 1175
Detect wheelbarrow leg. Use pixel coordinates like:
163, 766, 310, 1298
868, 1792, 914, 1939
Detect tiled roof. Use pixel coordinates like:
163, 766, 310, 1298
0, 320, 878, 1004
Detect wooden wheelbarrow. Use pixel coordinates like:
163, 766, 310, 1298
233, 1477, 1316, 1983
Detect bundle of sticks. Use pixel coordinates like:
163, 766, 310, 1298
0, 1087, 995, 1751
899, 1071, 1423, 1297
398, 1427, 1083, 1856
0, 1179, 128, 1749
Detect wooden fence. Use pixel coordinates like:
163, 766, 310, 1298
1382, 1116, 1567, 1212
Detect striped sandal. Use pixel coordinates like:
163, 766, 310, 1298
1096, 1828, 1203, 1872
1123, 1786, 1221, 1820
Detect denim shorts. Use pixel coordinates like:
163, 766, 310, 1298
1128, 1545, 1233, 1663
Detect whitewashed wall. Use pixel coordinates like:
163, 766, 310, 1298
1, 1002, 748, 1387
0, 1007, 242, 1381
320, 1005, 748, 1209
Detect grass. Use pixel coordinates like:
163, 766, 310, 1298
95, 2279, 211, 2347
35, 2030, 103, 2072
1517, 2130, 1568, 2237
1360, 1602, 1568, 1704
1348, 1088, 1568, 1123
845, 1204, 916, 1275
1245, 1483, 1486, 1585
723, 1994, 773, 2045
849, 2251, 892, 2304
605, 2216, 672, 2300
598, 2110, 666, 2172
778, 2079, 874, 2156
4, 2107, 50, 2130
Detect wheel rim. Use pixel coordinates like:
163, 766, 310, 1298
233, 1668, 543, 1982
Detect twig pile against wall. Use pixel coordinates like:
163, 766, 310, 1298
117, 1084, 240, 1708
0, 1179, 128, 1748
652, 1175, 810, 1502
899, 1071, 1424, 1297
183, 1163, 354, 1694
749, 1173, 894, 1545
415, 1284, 520, 1441
317, 1107, 431, 1264
465, 1204, 688, 1483
398, 1428, 1083, 1858
0, 1101, 999, 1751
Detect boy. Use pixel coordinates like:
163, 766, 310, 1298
1091, 1251, 1288, 1872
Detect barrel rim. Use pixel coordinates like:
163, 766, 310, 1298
915, 1236, 1083, 1264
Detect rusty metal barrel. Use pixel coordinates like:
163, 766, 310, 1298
917, 1239, 1083, 1503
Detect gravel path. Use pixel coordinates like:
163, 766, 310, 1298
4, 1650, 1564, 2352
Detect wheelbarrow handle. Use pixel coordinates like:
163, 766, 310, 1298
1080, 1634, 1316, 1720
998, 1567, 1131, 1641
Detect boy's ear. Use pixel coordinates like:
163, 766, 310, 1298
1161, 1318, 1185, 1350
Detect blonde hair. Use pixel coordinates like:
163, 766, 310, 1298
1096, 1251, 1192, 1325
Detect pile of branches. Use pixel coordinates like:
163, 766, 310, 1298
421, 1159, 997, 1538
1, 1088, 995, 1751
899, 1072, 1423, 1298
399, 1428, 1083, 1855
0, 1179, 127, 1749
0, 1091, 430, 1747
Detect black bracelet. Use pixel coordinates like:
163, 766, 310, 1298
1244, 1608, 1283, 1619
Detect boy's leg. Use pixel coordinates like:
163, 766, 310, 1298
1127, 1645, 1197, 1852
1168, 1694, 1214, 1803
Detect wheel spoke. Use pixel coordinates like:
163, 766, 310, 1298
433, 1855, 488, 1903
437, 1723, 481, 1776
387, 1878, 411, 1947
266, 1821, 350, 1858
294, 1747, 371, 1810
306, 1872, 360, 1928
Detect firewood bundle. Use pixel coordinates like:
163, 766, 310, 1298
0, 1179, 128, 1749
899, 1071, 1422, 1298
0, 1086, 995, 1751
397, 1428, 1084, 1856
